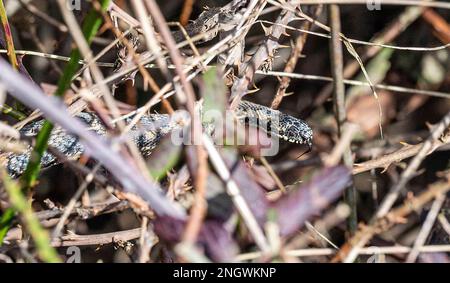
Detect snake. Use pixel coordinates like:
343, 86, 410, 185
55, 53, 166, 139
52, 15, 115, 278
3, 101, 312, 178
2, 3, 313, 178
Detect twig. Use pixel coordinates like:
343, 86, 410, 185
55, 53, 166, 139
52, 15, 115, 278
0, 58, 186, 218
18, 0, 68, 33
353, 131, 450, 174
51, 164, 101, 239
376, 111, 450, 218
260, 157, 286, 193
35, 200, 131, 222
291, 245, 450, 258
29, 25, 63, 75
21, 0, 111, 190
58, 0, 152, 178
406, 193, 446, 262
323, 123, 360, 167
437, 214, 450, 237
138, 217, 151, 263
3, 200, 132, 243
237, 244, 450, 261
143, 0, 196, 108
102, 5, 175, 122
273, 1, 383, 136
202, 134, 270, 253
0, 0, 112, 246
261, 70, 450, 99
51, 228, 141, 247
284, 203, 350, 250
143, 0, 209, 244
315, 2, 433, 105
180, 0, 196, 26
422, 8, 450, 43
333, 177, 450, 263
328, 4, 357, 237
294, 0, 450, 10
130, 0, 170, 80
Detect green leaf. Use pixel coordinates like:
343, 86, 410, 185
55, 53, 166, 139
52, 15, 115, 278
147, 136, 183, 181
201, 66, 227, 117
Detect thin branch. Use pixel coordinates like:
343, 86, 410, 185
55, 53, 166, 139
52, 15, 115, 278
143, 0, 209, 245
315, 1, 434, 105
0, 58, 186, 219
51, 164, 101, 239
328, 4, 358, 237
202, 133, 270, 253
293, 0, 450, 10
353, 132, 450, 174
333, 177, 450, 263
51, 228, 141, 247
376, 112, 450, 218
406, 193, 446, 262
0, 0, 19, 70
180, 0, 196, 26
260, 71, 450, 99
18, 0, 68, 33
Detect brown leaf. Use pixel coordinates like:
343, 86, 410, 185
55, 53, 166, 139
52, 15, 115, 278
347, 91, 396, 138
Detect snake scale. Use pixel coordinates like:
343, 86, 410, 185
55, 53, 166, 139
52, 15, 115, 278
2, 3, 313, 178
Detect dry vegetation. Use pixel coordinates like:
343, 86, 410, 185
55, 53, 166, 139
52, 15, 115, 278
0, 0, 449, 263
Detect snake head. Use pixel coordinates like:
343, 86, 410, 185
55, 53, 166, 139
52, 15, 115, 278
276, 113, 313, 149
235, 101, 313, 151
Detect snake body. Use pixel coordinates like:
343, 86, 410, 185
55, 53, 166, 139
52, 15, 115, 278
3, 3, 313, 177
4, 101, 312, 178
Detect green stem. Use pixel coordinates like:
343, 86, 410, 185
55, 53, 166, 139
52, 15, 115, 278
1, 169, 61, 262
0, 208, 15, 242
1, 104, 27, 120
0, 0, 19, 70
21, 0, 111, 190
